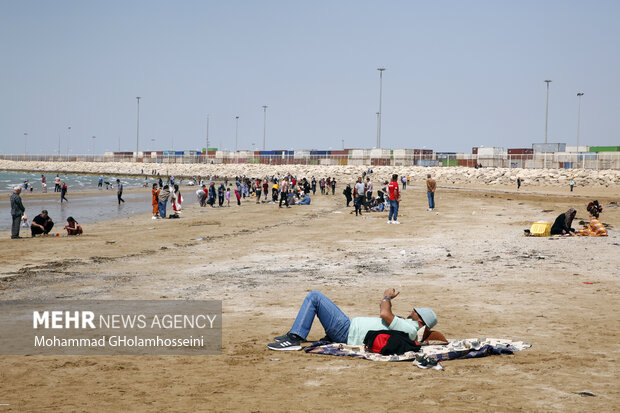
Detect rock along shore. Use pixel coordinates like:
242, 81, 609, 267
1, 160, 619, 187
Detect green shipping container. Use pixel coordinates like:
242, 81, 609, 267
442, 159, 459, 167
589, 146, 620, 152
207, 147, 218, 152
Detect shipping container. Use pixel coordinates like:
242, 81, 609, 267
565, 145, 589, 152
293, 150, 310, 159
393, 149, 415, 158
589, 146, 620, 152
532, 143, 566, 153
472, 147, 478, 155
458, 159, 477, 167
441, 159, 459, 166
369, 148, 391, 158
477, 147, 505, 158
350, 149, 368, 158
310, 150, 330, 155
507, 148, 534, 154
371, 158, 391, 166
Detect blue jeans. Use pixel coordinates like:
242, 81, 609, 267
427, 191, 435, 209
158, 201, 167, 218
389, 199, 399, 221
290, 291, 350, 343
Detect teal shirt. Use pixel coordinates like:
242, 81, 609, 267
346, 316, 420, 346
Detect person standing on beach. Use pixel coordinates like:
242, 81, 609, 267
343, 184, 352, 207
60, 182, 69, 203
401, 175, 407, 190
279, 177, 290, 208
387, 174, 400, 224
41, 174, 47, 193
311, 177, 317, 195
426, 174, 436, 211
218, 184, 225, 207
365, 177, 373, 203
152, 183, 160, 219
172, 184, 183, 214
54, 175, 61, 192
517, 177, 521, 190
570, 177, 575, 192
262, 179, 269, 201
226, 186, 231, 206
98, 176, 103, 189
354, 177, 365, 216
158, 185, 170, 218
255, 178, 262, 204
10, 186, 26, 239
331, 178, 336, 195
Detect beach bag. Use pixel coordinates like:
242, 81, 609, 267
529, 221, 551, 237
363, 330, 421, 355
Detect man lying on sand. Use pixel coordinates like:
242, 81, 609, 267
268, 289, 439, 351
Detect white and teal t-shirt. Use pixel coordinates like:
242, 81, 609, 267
346, 316, 420, 346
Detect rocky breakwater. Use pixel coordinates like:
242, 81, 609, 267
1, 160, 619, 187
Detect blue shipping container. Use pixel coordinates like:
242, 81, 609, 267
563, 162, 573, 169
310, 150, 330, 155
174, 151, 184, 156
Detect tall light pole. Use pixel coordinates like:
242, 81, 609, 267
91, 136, 96, 160
544, 80, 552, 144
23, 133, 28, 155
376, 68, 386, 148
235, 116, 239, 152
136, 97, 141, 156
576, 92, 584, 149
67, 126, 71, 156
206, 114, 210, 151
341, 138, 344, 150
262, 105, 268, 150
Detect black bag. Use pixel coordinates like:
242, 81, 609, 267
363, 330, 421, 355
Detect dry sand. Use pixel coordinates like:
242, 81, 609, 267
0, 175, 619, 411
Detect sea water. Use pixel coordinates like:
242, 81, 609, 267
1, 171, 173, 232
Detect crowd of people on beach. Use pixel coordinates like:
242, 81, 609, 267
7, 169, 610, 240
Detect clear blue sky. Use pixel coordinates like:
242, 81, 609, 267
1, 0, 619, 154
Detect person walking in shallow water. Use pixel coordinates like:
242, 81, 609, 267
116, 179, 125, 204
60, 182, 69, 203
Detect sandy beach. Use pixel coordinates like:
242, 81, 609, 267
1, 162, 618, 412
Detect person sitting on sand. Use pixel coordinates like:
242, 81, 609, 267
550, 208, 576, 236
31, 210, 54, 237
268, 288, 440, 351
577, 200, 607, 237
298, 193, 311, 205
64, 216, 82, 235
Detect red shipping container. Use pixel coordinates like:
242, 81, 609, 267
458, 159, 477, 167
507, 148, 534, 154
472, 147, 478, 154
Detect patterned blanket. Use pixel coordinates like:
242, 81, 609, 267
304, 338, 531, 368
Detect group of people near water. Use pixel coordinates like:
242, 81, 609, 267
9, 186, 82, 239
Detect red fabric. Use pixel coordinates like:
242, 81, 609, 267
369, 333, 390, 354
388, 181, 399, 200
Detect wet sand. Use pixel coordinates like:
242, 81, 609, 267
0, 181, 619, 411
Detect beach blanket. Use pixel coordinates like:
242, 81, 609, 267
304, 338, 531, 369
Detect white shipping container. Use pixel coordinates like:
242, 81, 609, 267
294, 150, 310, 159
554, 152, 578, 162
565, 145, 589, 152
393, 149, 414, 158
216, 150, 232, 158
477, 147, 505, 158
369, 148, 391, 158
236, 150, 253, 158
350, 149, 369, 158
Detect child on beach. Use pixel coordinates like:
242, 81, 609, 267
152, 183, 160, 219
226, 187, 231, 207
60, 182, 68, 203
64, 217, 83, 235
